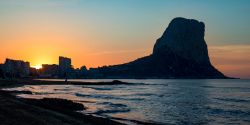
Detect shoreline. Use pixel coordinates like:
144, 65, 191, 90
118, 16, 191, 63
0, 79, 129, 125
0, 79, 161, 125
0, 79, 133, 88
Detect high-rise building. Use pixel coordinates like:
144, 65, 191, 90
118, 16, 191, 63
4, 58, 30, 77
59, 56, 72, 77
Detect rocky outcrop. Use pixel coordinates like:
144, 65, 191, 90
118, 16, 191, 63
153, 17, 210, 66
87, 17, 227, 79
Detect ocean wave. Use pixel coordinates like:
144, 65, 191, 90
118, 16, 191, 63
214, 98, 250, 103
200, 86, 250, 90
133, 93, 155, 96
98, 102, 127, 108
75, 92, 146, 101
95, 108, 131, 115
206, 106, 250, 116
84, 87, 114, 91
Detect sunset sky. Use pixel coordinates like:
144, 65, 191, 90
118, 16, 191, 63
0, 0, 250, 78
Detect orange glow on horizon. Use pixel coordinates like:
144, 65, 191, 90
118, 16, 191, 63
31, 65, 42, 69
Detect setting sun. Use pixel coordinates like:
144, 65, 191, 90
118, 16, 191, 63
31, 65, 42, 69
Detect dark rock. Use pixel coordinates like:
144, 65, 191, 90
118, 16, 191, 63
25, 98, 85, 111
11, 90, 33, 94
153, 17, 209, 65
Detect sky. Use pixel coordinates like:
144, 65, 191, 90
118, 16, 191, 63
0, 0, 250, 79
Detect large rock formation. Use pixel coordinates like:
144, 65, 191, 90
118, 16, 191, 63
153, 17, 210, 66
87, 17, 227, 79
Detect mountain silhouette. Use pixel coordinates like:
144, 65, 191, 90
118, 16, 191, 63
88, 17, 227, 79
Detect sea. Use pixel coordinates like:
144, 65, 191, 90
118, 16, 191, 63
6, 79, 250, 125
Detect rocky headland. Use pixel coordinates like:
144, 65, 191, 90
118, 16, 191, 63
88, 17, 227, 79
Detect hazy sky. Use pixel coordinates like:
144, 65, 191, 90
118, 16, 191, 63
0, 0, 250, 78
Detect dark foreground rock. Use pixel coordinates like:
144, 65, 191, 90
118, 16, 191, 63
87, 17, 227, 79
24, 98, 86, 111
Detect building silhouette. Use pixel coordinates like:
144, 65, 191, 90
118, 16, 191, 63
40, 64, 58, 78
59, 56, 72, 78
3, 58, 30, 78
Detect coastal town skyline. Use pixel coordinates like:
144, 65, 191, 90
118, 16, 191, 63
1, 0, 250, 79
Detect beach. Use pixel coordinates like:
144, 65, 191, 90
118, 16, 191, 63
0, 79, 127, 125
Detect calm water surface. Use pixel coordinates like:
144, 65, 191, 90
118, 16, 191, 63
6, 79, 250, 125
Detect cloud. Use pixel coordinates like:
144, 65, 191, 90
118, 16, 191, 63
88, 48, 151, 56
209, 45, 250, 65
209, 45, 250, 54
208, 45, 250, 78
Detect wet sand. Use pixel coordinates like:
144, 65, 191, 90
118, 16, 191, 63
0, 79, 126, 125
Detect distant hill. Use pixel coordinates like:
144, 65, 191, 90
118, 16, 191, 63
87, 17, 227, 79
